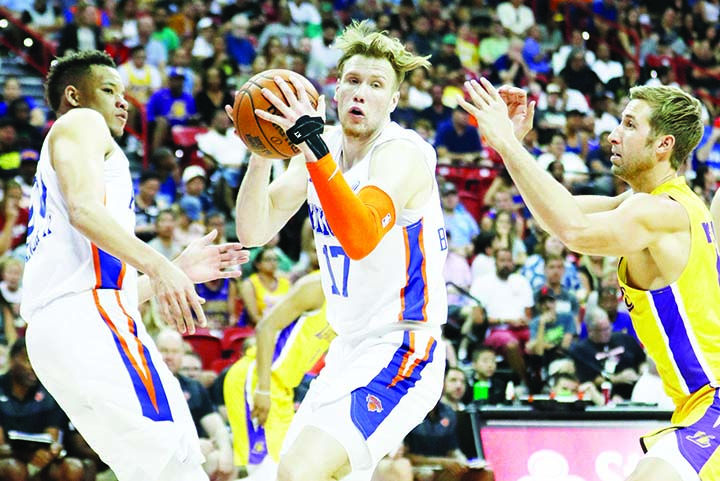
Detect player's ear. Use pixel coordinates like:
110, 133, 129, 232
657, 134, 675, 155
64, 85, 81, 108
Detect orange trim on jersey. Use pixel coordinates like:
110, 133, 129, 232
398, 232, 411, 321
116, 262, 126, 289
92, 245, 102, 289
388, 331, 415, 388
418, 227, 429, 322
92, 289, 160, 413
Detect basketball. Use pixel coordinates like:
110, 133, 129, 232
232, 69, 320, 159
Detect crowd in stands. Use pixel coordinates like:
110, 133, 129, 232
0, 0, 719, 478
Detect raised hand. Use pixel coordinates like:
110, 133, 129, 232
498, 85, 535, 141
175, 230, 249, 284
254, 76, 327, 130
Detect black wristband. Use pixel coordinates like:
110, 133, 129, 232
286, 115, 329, 158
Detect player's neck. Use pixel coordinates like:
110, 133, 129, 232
627, 167, 676, 194
340, 123, 387, 171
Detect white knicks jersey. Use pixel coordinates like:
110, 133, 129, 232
21, 139, 138, 319
307, 122, 448, 336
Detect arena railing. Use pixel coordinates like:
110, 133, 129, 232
0, 6, 150, 167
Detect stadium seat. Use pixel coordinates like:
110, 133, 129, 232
171, 125, 208, 166
210, 355, 239, 374
222, 326, 255, 356
183, 333, 223, 370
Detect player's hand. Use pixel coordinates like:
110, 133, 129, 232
251, 390, 271, 426
174, 230, 249, 284
150, 260, 207, 334
215, 446, 235, 481
498, 85, 535, 141
254, 76, 327, 129
457, 79, 517, 152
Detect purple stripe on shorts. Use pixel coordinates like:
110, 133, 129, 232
676, 389, 720, 474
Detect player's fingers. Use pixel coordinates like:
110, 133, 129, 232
157, 296, 173, 327
260, 87, 294, 117
317, 95, 327, 122
188, 290, 207, 330
254, 108, 288, 127
165, 294, 186, 333
289, 76, 310, 106
456, 94, 480, 117
273, 76, 300, 107
464, 81, 489, 109
480, 77, 502, 103
224, 105, 235, 123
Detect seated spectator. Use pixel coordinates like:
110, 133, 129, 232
535, 253, 580, 324
391, 82, 419, 129
579, 284, 636, 340
470, 248, 533, 382
20, 0, 65, 38
0, 258, 24, 333
569, 307, 645, 400
195, 277, 240, 337
405, 401, 494, 481
146, 69, 198, 151
0, 119, 23, 177
197, 110, 248, 172
149, 147, 181, 207
462, 346, 509, 406
431, 34, 463, 75
489, 210, 526, 266
118, 45, 162, 133
306, 20, 343, 84
522, 25, 551, 77
174, 196, 206, 248
195, 68, 234, 127
0, 338, 86, 481
6, 99, 42, 151
180, 166, 213, 218
479, 19, 510, 68
630, 358, 674, 410
537, 133, 589, 188
0, 180, 30, 257
591, 43, 624, 85
156, 330, 235, 480
526, 288, 576, 391
225, 14, 256, 71
496, 0, 535, 37
134, 171, 164, 242
421, 85, 454, 131
148, 209, 183, 260
548, 372, 605, 406
440, 182, 480, 258
442, 367, 468, 411
239, 247, 291, 327
521, 232, 581, 294
434, 109, 483, 165
56, 1, 105, 56
470, 231, 496, 282
491, 38, 533, 87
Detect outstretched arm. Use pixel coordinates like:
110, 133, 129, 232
252, 272, 325, 426
458, 79, 685, 257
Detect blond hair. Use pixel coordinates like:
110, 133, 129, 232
629, 85, 703, 170
334, 20, 430, 89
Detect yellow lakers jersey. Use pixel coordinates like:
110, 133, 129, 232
248, 273, 291, 319
618, 177, 720, 409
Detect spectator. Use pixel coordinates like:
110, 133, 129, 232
579, 284, 636, 340
470, 231, 496, 281
56, 0, 105, 56
569, 307, 645, 399
192, 17, 216, 61
440, 182, 480, 257
590, 43, 624, 85
479, 19, 510, 68
147, 209, 183, 260
6, 99, 42, 152
420, 85, 453, 131
521, 232, 581, 293
405, 401, 492, 481
135, 15, 168, 69
117, 45, 162, 131
407, 69, 433, 111
470, 247, 533, 382
434, 109, 483, 165
0, 338, 86, 481
526, 287, 576, 386
560, 48, 602, 96
535, 83, 567, 142
146, 68, 198, 151
133, 171, 164, 242
195, 277, 240, 336
174, 196, 206, 248
156, 330, 235, 481
224, 14, 256, 71
552, 29, 596, 77
197, 109, 248, 170
522, 25, 551, 77
489, 210, 526, 266
537, 133, 589, 188
257, 5, 303, 50
630, 358, 674, 410
0, 119, 22, 176
150, 6, 180, 56
442, 367, 468, 411
391, 82, 419, 128
20, 0, 65, 38
496, 0, 535, 37
455, 23, 480, 73
491, 38, 533, 87
431, 34, 463, 76
149, 147, 181, 207
239, 247, 291, 327
180, 165, 213, 217
306, 20, 342, 84
194, 67, 234, 127
463, 346, 509, 406
166, 47, 198, 95
563, 109, 591, 159
0, 181, 29, 257
548, 372, 605, 405
0, 78, 38, 122
535, 252, 580, 323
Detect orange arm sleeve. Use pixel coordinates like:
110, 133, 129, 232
306, 154, 396, 260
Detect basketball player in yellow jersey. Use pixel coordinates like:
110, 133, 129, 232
460, 81, 715, 481
224, 271, 334, 480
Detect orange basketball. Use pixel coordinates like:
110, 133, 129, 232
232, 69, 319, 159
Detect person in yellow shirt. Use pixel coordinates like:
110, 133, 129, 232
225, 271, 334, 480
239, 247, 292, 326
460, 79, 716, 481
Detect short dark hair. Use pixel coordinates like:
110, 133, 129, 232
139, 170, 162, 184
472, 345, 496, 363
45, 50, 116, 113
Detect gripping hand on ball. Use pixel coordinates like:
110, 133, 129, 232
255, 76, 328, 161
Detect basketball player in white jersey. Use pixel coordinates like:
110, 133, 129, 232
21, 51, 248, 481
231, 21, 448, 481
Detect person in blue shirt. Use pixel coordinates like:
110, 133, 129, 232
440, 181, 480, 257
146, 68, 197, 151
434, 108, 483, 164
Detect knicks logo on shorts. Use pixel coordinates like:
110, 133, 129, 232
686, 431, 716, 448
366, 394, 383, 413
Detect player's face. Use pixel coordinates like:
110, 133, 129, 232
608, 99, 656, 181
79, 65, 128, 138
335, 55, 399, 141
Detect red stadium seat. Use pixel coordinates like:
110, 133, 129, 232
183, 333, 223, 370
210, 355, 240, 374
222, 326, 255, 355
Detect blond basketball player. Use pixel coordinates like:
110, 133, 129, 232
21, 51, 248, 481
231, 20, 448, 481
460, 79, 717, 481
